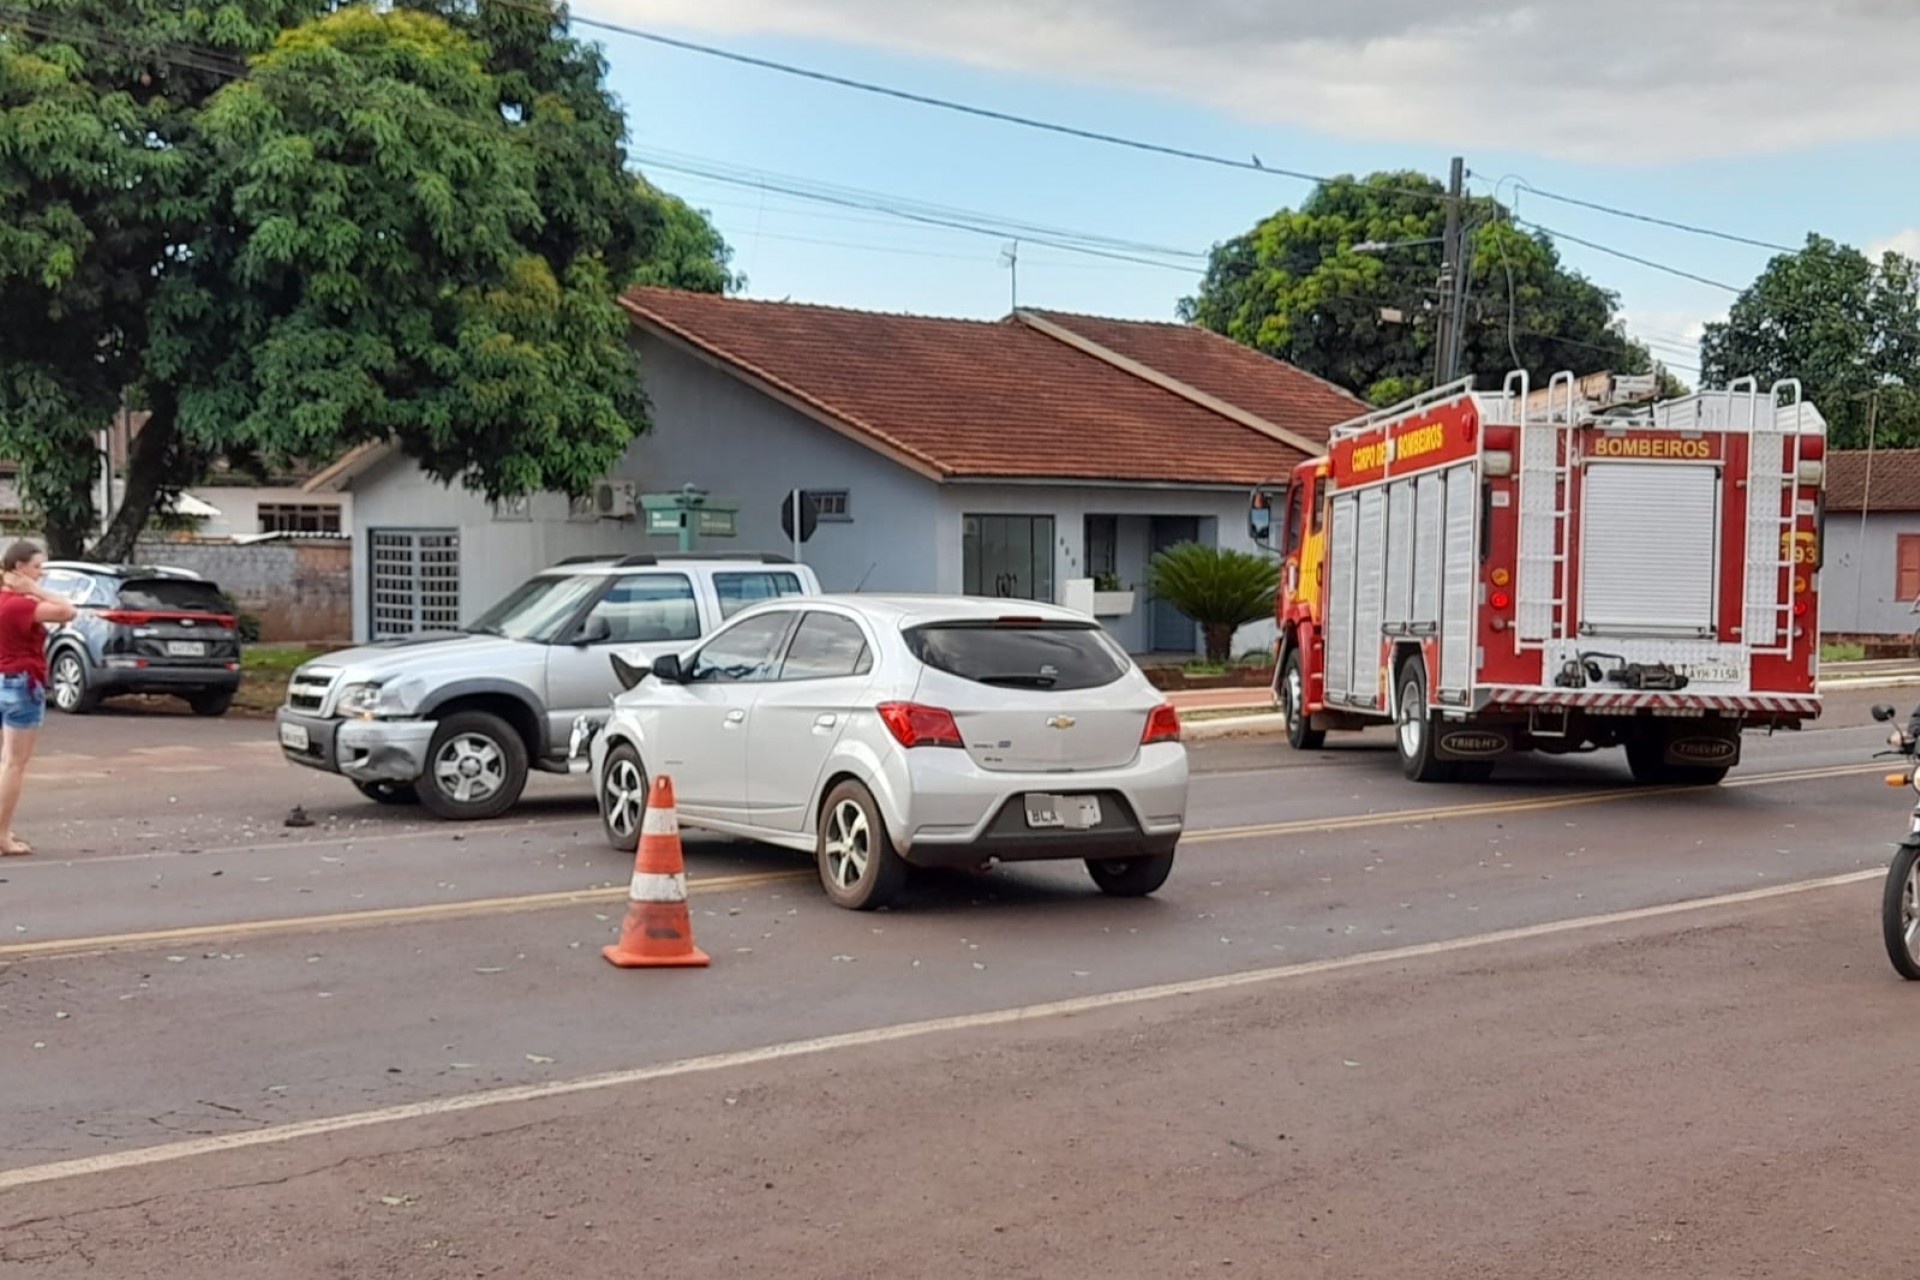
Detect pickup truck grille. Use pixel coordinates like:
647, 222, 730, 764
286, 667, 340, 715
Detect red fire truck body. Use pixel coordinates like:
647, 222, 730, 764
1250, 371, 1827, 784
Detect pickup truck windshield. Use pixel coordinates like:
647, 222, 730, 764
465, 574, 601, 643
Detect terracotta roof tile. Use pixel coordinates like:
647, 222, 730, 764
620, 288, 1362, 487
1020, 309, 1364, 447
1827, 450, 1920, 513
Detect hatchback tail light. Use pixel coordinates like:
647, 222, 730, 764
1142, 703, 1182, 745
877, 702, 964, 749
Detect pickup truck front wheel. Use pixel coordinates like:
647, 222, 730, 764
417, 711, 529, 821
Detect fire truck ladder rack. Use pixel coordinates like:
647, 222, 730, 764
1326, 376, 1478, 441
1506, 369, 1581, 650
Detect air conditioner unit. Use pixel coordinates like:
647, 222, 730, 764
593, 479, 638, 520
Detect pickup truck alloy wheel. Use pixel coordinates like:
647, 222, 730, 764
599, 744, 647, 852
817, 780, 906, 911
417, 711, 529, 821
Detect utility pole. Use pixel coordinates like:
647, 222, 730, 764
1856, 388, 1880, 630
1433, 155, 1465, 387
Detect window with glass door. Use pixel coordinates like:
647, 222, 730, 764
962, 514, 1055, 601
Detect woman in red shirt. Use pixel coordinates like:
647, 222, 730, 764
0, 540, 78, 855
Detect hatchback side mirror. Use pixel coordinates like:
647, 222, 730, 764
651, 653, 684, 683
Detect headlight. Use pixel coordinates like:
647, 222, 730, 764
333, 681, 423, 719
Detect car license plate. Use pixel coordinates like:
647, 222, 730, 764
1681, 663, 1740, 684
166, 640, 207, 657
1024, 793, 1102, 830
279, 723, 310, 752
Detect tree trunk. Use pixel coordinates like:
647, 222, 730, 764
89, 390, 179, 564
42, 505, 94, 560
1203, 623, 1236, 664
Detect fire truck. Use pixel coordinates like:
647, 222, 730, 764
1247, 370, 1827, 785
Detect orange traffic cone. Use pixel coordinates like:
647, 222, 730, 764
603, 774, 710, 969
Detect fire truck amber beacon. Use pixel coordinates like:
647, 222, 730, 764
1250, 370, 1826, 787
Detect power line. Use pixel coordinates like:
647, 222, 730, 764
1516, 219, 1744, 293
1513, 181, 1799, 254
633, 151, 1206, 273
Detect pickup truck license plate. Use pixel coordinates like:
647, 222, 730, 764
279, 723, 310, 752
166, 640, 207, 657
1024, 793, 1101, 830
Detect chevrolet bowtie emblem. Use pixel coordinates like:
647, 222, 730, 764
1046, 715, 1076, 729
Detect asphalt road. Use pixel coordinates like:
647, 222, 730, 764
2, 687, 1917, 1276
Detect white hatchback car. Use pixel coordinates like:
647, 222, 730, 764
576, 594, 1189, 909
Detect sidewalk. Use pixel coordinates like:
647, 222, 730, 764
1166, 687, 1272, 712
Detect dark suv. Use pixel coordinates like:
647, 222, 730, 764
40, 561, 244, 716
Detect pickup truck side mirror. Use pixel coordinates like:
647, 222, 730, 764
575, 614, 613, 647
651, 653, 684, 683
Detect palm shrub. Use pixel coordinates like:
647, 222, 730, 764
1145, 541, 1277, 662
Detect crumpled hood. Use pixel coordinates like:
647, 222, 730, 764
298, 632, 545, 685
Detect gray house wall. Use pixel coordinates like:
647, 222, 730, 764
1821, 510, 1920, 635
339, 331, 1283, 657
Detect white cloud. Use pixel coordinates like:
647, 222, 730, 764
1869, 229, 1920, 261
613, 0, 1920, 164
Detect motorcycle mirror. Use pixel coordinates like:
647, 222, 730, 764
1873, 703, 1898, 723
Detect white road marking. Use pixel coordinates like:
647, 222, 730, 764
0, 866, 1882, 1192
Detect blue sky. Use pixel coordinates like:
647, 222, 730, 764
584, 1, 1920, 385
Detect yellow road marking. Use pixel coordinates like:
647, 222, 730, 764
0, 865, 1882, 1193
0, 870, 809, 962
0, 761, 1879, 962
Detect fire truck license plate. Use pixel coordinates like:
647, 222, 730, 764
1681, 663, 1740, 684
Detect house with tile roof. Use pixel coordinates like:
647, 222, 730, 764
1820, 449, 1920, 636
308, 287, 1365, 650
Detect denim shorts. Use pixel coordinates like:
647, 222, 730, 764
0, 672, 46, 730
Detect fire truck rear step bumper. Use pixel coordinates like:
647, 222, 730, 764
1481, 687, 1820, 716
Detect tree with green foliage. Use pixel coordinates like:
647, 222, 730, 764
0, 0, 736, 559
1179, 171, 1680, 406
1701, 235, 1920, 450
1145, 541, 1277, 663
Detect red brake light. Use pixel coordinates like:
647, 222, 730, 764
1792, 598, 1810, 618
1489, 588, 1512, 611
877, 702, 964, 749
1142, 703, 1181, 745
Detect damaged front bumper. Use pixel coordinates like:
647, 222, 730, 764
275, 709, 437, 784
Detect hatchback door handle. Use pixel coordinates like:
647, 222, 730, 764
814, 714, 837, 728
725, 709, 746, 724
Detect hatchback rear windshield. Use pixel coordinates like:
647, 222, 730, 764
115, 578, 230, 614
904, 621, 1128, 692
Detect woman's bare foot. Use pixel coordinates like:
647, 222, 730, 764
1, 839, 29, 856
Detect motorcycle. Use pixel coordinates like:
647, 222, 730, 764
1872, 702, 1920, 979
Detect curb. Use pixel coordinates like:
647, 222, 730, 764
1184, 712, 1285, 741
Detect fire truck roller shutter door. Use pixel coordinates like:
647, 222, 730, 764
1580, 463, 1718, 636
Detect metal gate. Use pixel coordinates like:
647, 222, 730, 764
370, 529, 461, 638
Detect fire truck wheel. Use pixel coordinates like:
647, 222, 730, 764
1395, 659, 1456, 783
1624, 735, 1729, 787
1280, 650, 1324, 751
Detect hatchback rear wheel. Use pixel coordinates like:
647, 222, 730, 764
816, 780, 906, 911
1085, 851, 1175, 897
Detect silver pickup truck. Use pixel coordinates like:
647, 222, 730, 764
275, 553, 821, 820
